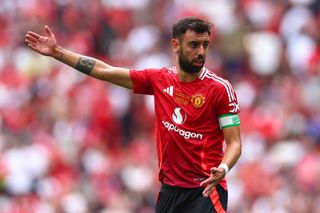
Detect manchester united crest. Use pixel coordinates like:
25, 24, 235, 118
191, 94, 205, 108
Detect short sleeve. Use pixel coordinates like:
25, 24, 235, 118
130, 68, 160, 95
216, 82, 241, 128
216, 81, 240, 116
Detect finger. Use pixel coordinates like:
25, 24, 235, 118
211, 167, 226, 177
211, 167, 221, 175
26, 31, 41, 39
203, 185, 209, 196
25, 34, 38, 43
25, 39, 35, 47
44, 25, 54, 37
202, 184, 215, 197
25, 35, 38, 45
201, 174, 221, 186
200, 177, 213, 186
27, 43, 38, 51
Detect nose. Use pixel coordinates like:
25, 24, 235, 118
197, 45, 205, 57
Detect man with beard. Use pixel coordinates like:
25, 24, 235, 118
25, 17, 242, 213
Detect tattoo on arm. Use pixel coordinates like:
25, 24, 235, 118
74, 56, 96, 75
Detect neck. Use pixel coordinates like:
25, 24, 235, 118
177, 66, 202, 83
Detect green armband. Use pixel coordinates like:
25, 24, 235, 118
218, 114, 240, 129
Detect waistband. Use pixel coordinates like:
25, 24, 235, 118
161, 182, 203, 192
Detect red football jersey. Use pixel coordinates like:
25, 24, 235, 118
130, 66, 240, 189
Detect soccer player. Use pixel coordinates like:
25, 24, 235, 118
25, 17, 242, 213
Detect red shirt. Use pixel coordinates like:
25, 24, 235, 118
130, 66, 240, 189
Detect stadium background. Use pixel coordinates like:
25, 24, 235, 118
0, 0, 320, 212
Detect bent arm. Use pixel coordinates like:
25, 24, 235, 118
221, 125, 242, 172
53, 46, 132, 89
200, 125, 242, 197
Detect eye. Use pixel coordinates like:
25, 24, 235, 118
203, 42, 209, 49
189, 41, 199, 49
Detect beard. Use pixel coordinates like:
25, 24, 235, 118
179, 51, 205, 73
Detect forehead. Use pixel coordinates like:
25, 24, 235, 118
181, 29, 210, 42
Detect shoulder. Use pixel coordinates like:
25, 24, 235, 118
147, 66, 177, 79
130, 66, 175, 86
130, 67, 165, 81
200, 68, 234, 90
148, 66, 176, 75
200, 68, 237, 103
131, 66, 172, 75
167, 66, 178, 74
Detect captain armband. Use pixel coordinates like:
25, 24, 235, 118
218, 114, 240, 129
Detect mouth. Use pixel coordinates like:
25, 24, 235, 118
192, 58, 205, 67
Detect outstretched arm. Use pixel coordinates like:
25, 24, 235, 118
201, 126, 242, 197
25, 25, 132, 89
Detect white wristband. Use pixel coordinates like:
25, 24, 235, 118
218, 163, 229, 175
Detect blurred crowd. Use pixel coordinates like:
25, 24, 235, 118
0, 0, 320, 212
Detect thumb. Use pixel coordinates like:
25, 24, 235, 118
200, 178, 210, 186
44, 25, 54, 37
210, 167, 220, 173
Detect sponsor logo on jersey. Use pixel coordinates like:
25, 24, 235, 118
163, 86, 174, 96
162, 121, 203, 140
161, 107, 203, 140
172, 107, 187, 124
191, 94, 205, 108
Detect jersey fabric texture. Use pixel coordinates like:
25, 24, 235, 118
130, 66, 240, 189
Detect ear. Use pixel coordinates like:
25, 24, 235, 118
171, 38, 180, 53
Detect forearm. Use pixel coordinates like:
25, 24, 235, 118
220, 126, 242, 173
220, 141, 241, 171
53, 45, 106, 77
51, 45, 132, 88
200, 132, 241, 195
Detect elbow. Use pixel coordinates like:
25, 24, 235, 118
92, 67, 112, 81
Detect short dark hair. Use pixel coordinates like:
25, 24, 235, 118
172, 17, 212, 39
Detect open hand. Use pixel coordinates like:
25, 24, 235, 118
200, 167, 226, 197
25, 25, 58, 57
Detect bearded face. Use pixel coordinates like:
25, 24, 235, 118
178, 48, 205, 73
174, 30, 210, 74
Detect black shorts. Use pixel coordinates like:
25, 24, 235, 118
155, 183, 228, 213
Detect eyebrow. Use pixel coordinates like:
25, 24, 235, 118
188, 36, 210, 41
188, 40, 210, 44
